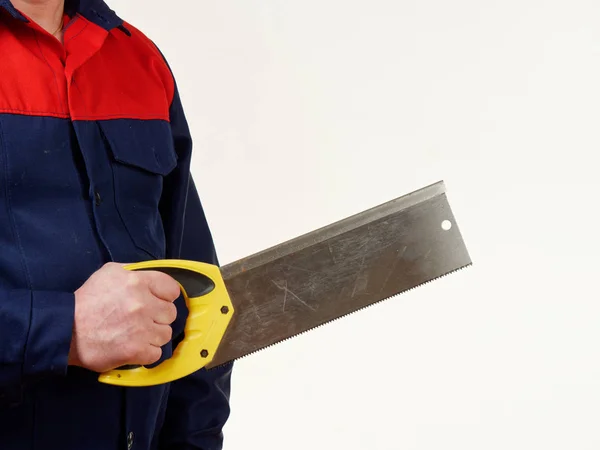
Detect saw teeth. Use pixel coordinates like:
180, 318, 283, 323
208, 263, 472, 370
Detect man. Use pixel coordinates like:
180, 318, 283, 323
0, 0, 233, 449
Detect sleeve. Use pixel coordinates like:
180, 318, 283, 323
157, 71, 234, 450
0, 289, 74, 392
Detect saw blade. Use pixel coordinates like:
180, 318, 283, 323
207, 180, 471, 368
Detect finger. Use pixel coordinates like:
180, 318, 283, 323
150, 324, 173, 347
137, 346, 162, 366
152, 300, 177, 325
144, 271, 181, 302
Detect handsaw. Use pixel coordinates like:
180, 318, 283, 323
98, 180, 471, 387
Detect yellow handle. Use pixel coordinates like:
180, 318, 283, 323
97, 259, 234, 387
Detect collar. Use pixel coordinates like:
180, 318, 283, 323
0, 0, 125, 32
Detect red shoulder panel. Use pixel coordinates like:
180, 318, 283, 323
0, 11, 175, 121
69, 20, 175, 121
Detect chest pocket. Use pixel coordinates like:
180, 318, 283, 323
98, 120, 178, 260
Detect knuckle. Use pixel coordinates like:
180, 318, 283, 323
127, 297, 145, 315
127, 273, 144, 288
166, 286, 181, 301
168, 304, 178, 322
104, 261, 123, 273
161, 303, 177, 323
151, 271, 169, 283
143, 348, 162, 365
169, 280, 181, 299
164, 326, 173, 342
159, 326, 172, 345
153, 273, 180, 298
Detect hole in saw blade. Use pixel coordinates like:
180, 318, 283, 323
441, 220, 452, 231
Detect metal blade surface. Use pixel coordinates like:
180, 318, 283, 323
208, 181, 471, 368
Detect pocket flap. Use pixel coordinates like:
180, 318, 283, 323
98, 119, 178, 176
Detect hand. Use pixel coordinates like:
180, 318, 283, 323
68, 262, 181, 373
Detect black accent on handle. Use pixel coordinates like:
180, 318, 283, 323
137, 266, 216, 298
117, 364, 141, 370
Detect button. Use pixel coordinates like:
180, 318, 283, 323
127, 431, 134, 449
94, 191, 102, 206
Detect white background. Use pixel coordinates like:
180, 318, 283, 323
108, 1, 600, 449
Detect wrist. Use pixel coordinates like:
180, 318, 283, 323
68, 331, 81, 367
68, 294, 81, 367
